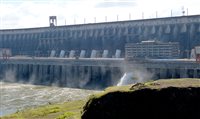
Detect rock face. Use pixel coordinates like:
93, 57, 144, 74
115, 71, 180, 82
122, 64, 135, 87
82, 86, 200, 119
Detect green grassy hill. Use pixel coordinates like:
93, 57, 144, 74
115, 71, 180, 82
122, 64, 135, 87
82, 78, 200, 119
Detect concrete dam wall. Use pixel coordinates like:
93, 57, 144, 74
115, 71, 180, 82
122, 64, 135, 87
1, 15, 200, 58
0, 58, 123, 89
0, 58, 200, 89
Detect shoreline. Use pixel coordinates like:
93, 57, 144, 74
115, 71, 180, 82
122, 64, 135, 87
0, 81, 100, 117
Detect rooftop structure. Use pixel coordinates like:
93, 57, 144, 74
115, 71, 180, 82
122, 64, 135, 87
49, 16, 57, 27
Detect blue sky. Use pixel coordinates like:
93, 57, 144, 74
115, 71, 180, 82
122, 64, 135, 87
0, 0, 200, 29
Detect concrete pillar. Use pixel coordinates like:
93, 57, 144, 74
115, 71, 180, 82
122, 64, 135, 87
58, 65, 63, 86
101, 66, 112, 87
78, 66, 88, 88
138, 27, 142, 34
173, 25, 178, 38
6, 64, 11, 71
60, 65, 67, 86
38, 65, 43, 84
180, 69, 188, 78
155, 68, 161, 79
14, 64, 18, 79
28, 64, 34, 83
1, 64, 7, 81
143, 27, 148, 37
88, 66, 102, 88
26, 64, 29, 80
165, 69, 171, 78
11, 64, 14, 71
111, 67, 122, 85
175, 69, 180, 78
189, 24, 195, 34
90, 66, 96, 85
79, 66, 85, 80
97, 66, 103, 85
42, 65, 48, 83
49, 65, 54, 84
18, 64, 23, 80
14, 64, 18, 73
28, 64, 33, 77
159, 68, 167, 79
197, 70, 200, 78
80, 66, 91, 88
124, 27, 128, 35
27, 64, 31, 80
165, 25, 171, 34
151, 26, 156, 34
53, 65, 61, 85
193, 69, 198, 78
32, 65, 38, 79
181, 24, 187, 33
171, 69, 176, 78
149, 68, 157, 80
187, 69, 195, 78
6, 64, 12, 72
73, 66, 80, 87
66, 66, 73, 87
198, 25, 200, 32
22, 64, 29, 81
158, 26, 163, 36
5, 64, 10, 72
0, 63, 3, 78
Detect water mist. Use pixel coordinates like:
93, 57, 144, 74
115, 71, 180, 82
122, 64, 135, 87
117, 68, 153, 86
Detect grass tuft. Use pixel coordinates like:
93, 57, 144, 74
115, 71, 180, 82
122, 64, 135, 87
56, 112, 75, 119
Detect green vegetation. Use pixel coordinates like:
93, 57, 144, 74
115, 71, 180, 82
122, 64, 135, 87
90, 78, 200, 99
56, 112, 75, 119
1, 100, 86, 119
105, 78, 200, 92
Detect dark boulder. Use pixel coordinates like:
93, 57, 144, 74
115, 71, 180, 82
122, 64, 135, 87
82, 87, 200, 119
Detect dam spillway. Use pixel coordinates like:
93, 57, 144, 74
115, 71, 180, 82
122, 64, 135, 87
0, 15, 200, 58
0, 58, 124, 88
1, 57, 200, 89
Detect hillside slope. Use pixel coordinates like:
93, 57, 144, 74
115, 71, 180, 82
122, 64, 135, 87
82, 79, 200, 119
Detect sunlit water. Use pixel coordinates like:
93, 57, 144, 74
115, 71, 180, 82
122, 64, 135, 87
0, 81, 100, 117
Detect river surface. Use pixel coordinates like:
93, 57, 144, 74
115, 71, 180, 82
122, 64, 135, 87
0, 81, 100, 117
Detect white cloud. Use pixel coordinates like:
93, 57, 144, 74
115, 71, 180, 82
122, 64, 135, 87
0, 0, 200, 29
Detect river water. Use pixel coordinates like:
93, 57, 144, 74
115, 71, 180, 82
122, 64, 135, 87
0, 81, 99, 117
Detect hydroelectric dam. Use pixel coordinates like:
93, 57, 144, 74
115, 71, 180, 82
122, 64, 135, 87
0, 57, 200, 89
0, 15, 200, 88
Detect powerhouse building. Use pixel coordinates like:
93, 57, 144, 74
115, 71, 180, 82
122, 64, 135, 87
125, 41, 180, 59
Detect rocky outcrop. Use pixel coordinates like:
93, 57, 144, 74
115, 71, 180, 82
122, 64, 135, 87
82, 79, 200, 119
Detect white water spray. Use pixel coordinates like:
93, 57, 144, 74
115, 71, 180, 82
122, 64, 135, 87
117, 72, 134, 86
117, 70, 153, 86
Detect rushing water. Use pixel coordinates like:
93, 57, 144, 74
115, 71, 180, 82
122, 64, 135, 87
0, 81, 99, 117
117, 70, 153, 86
117, 72, 134, 86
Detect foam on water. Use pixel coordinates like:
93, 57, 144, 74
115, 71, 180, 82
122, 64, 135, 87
0, 81, 99, 117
